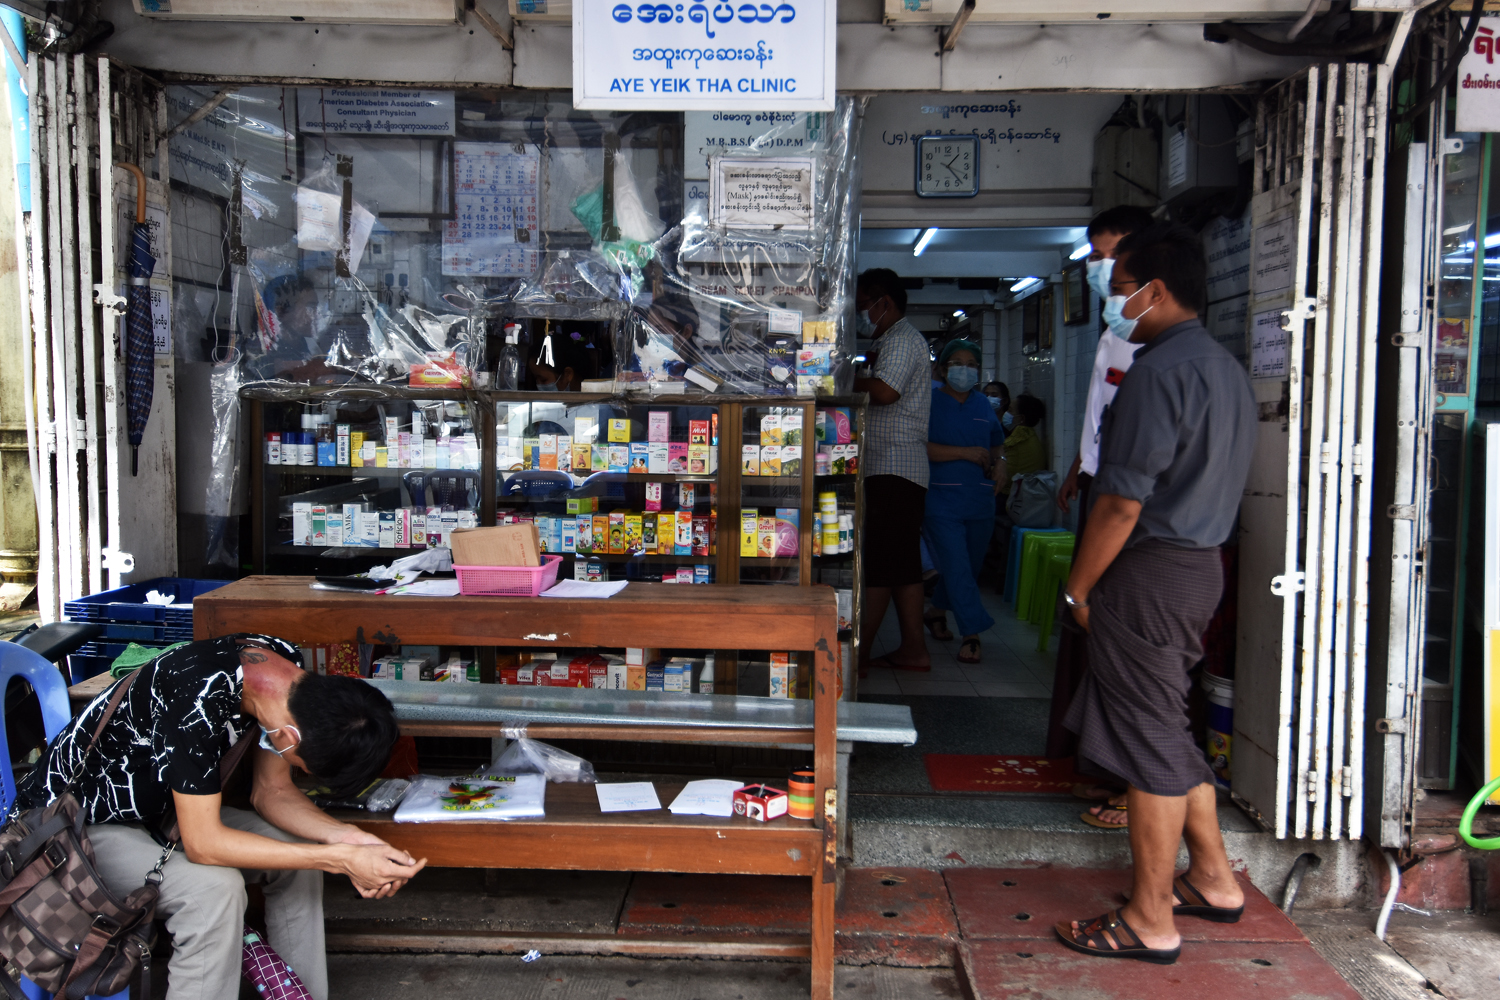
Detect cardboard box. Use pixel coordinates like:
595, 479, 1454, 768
566, 496, 599, 514
592, 445, 609, 472
625, 647, 661, 666
608, 418, 632, 442
668, 443, 689, 472
760, 414, 783, 447
741, 445, 760, 477
733, 784, 788, 821
606, 657, 627, 689
675, 567, 694, 584
645, 481, 662, 511
626, 663, 647, 690
450, 524, 541, 567
678, 483, 696, 509
645, 661, 665, 691
689, 419, 710, 445
557, 435, 573, 473
769, 652, 793, 698
625, 513, 644, 555
607, 445, 630, 473
593, 514, 609, 553
688, 445, 709, 475
692, 514, 710, 556
648, 443, 670, 474
571, 443, 592, 471
574, 415, 598, 443
642, 514, 657, 553
675, 510, 693, 554
694, 564, 711, 584
576, 515, 594, 554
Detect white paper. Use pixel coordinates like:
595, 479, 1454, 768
394, 773, 546, 823
387, 578, 461, 597
442, 142, 541, 278
348, 202, 376, 273
296, 187, 342, 251
710, 157, 815, 230
668, 779, 742, 817
150, 286, 172, 355
595, 781, 661, 813
540, 579, 629, 599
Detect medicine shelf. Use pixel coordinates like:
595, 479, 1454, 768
267, 466, 482, 478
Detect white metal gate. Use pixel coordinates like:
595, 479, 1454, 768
1236, 62, 1392, 841
22, 54, 168, 619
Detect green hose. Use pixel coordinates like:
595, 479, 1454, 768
1459, 776, 1500, 849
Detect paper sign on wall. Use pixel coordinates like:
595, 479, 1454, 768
1251, 308, 1289, 380
710, 157, 814, 229
150, 287, 171, 355
1456, 16, 1500, 132
1252, 217, 1294, 296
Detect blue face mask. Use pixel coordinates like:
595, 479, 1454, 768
945, 366, 979, 392
1001, 412, 1015, 432
1102, 284, 1151, 341
1086, 258, 1114, 301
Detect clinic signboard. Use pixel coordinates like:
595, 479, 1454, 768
572, 0, 835, 111
1457, 14, 1500, 132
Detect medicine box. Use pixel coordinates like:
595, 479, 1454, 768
689, 419, 709, 445
571, 443, 592, 471
592, 445, 609, 472
780, 445, 802, 477
769, 652, 793, 698
694, 564, 711, 585
692, 514, 710, 556
757, 515, 776, 559
608, 511, 626, 554
760, 446, 782, 477
645, 661, 665, 691
574, 416, 598, 443
733, 784, 788, 822
740, 509, 758, 557
675, 567, 694, 584
566, 496, 599, 514
675, 511, 693, 554
845, 443, 859, 474
664, 658, 688, 693
668, 443, 689, 472
781, 412, 804, 446
642, 514, 657, 553
648, 443, 669, 474
628, 442, 650, 472
775, 508, 799, 557
625, 513, 644, 555
608, 418, 632, 442
648, 411, 670, 442
760, 414, 782, 446
292, 503, 311, 545
607, 445, 630, 473
310, 506, 327, 546
645, 482, 662, 511
557, 435, 573, 473
679, 483, 696, 509
741, 445, 760, 477
688, 444, 709, 474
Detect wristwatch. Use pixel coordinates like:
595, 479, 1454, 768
1063, 591, 1088, 610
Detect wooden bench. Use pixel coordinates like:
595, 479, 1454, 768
180, 575, 890, 1000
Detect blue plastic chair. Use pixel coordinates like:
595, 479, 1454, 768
0, 642, 128, 1000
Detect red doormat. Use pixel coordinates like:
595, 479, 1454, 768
924, 754, 1088, 793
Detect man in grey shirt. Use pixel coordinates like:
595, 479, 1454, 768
1055, 225, 1256, 966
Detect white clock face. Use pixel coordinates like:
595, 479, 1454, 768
918, 138, 978, 197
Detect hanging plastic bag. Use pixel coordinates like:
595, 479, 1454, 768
490, 738, 596, 783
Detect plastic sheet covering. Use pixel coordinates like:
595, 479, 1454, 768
203, 355, 243, 570
166, 87, 861, 564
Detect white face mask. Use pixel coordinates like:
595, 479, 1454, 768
1086, 257, 1114, 301
1103, 284, 1152, 341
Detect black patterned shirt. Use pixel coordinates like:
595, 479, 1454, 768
12, 634, 301, 836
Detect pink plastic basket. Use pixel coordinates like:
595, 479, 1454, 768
453, 555, 564, 597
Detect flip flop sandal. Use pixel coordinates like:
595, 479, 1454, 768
957, 638, 982, 664
1079, 802, 1129, 830
924, 613, 954, 641
869, 654, 931, 673
1169, 874, 1244, 923
1054, 909, 1180, 965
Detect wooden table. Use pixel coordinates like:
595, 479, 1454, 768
194, 576, 841, 1000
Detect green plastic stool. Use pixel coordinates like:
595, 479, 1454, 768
1015, 531, 1074, 621
1022, 537, 1074, 628
1033, 551, 1075, 652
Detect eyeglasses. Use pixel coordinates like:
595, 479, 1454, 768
258, 725, 301, 757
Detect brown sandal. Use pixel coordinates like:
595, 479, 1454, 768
957, 637, 981, 663
924, 612, 954, 641
1055, 909, 1180, 965
1079, 800, 1128, 830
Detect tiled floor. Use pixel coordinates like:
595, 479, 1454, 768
862, 583, 1058, 699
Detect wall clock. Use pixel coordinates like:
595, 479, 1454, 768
915, 135, 979, 198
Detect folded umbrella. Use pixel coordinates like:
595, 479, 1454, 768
119, 162, 154, 476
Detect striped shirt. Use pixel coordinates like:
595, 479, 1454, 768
865, 317, 932, 487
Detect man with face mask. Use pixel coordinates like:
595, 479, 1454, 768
853, 268, 933, 673
1055, 224, 1256, 966
1046, 206, 1155, 823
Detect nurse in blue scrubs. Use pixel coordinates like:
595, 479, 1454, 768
922, 340, 1006, 664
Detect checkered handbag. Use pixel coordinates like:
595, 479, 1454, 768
0, 671, 160, 1000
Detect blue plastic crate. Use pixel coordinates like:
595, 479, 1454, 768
64, 578, 228, 642
65, 654, 113, 685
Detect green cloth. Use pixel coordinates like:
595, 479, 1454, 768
109, 641, 186, 677
1001, 424, 1046, 494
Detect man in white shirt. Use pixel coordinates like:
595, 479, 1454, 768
1046, 205, 1154, 828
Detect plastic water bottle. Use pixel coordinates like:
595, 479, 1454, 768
498, 323, 522, 390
